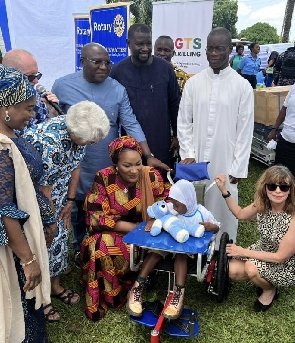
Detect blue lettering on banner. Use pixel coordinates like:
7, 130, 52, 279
74, 17, 91, 72
90, 5, 129, 65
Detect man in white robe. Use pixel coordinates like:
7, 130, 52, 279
177, 27, 254, 248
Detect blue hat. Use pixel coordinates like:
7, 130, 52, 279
0, 64, 36, 107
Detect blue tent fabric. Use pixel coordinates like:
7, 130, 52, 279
174, 162, 210, 182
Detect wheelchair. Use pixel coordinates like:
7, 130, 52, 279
123, 166, 232, 342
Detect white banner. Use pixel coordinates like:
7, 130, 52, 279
1, 0, 105, 89
152, 0, 214, 75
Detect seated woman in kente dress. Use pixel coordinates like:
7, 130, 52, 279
81, 135, 170, 321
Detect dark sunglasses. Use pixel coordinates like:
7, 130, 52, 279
25, 72, 42, 82
266, 184, 291, 192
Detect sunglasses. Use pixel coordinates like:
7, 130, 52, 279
25, 72, 42, 82
266, 184, 291, 192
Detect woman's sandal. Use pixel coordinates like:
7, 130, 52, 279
51, 288, 80, 305
43, 303, 60, 323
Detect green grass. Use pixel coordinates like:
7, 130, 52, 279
47, 159, 295, 343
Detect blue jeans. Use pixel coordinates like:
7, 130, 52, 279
71, 200, 87, 252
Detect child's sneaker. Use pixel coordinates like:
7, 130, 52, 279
163, 285, 184, 319
126, 281, 145, 317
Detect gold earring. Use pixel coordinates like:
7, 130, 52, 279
5, 110, 11, 122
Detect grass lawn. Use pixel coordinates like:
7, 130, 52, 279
47, 159, 295, 343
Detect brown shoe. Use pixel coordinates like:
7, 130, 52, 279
126, 281, 145, 317
163, 286, 185, 320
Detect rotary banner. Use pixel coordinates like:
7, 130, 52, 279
152, 0, 214, 75
89, 2, 129, 64
74, 14, 91, 72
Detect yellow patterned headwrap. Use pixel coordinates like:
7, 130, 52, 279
0, 65, 36, 107
109, 135, 142, 164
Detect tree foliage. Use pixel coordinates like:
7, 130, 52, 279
106, 0, 153, 27
212, 0, 238, 38
106, 0, 239, 35
239, 22, 280, 44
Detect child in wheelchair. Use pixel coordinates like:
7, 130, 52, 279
127, 179, 220, 319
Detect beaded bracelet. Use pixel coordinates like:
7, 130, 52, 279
20, 254, 36, 267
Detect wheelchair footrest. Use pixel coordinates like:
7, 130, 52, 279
129, 300, 164, 328
166, 308, 199, 338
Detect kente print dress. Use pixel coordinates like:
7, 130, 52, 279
247, 210, 295, 287
0, 137, 53, 343
23, 116, 85, 277
81, 166, 169, 321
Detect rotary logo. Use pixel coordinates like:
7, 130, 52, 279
113, 14, 125, 37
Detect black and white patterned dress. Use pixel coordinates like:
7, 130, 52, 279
247, 209, 295, 287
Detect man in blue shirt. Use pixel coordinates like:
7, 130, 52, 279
52, 43, 169, 263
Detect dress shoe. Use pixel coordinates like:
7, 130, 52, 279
253, 288, 279, 312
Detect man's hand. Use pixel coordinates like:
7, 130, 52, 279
180, 158, 195, 164
41, 91, 60, 117
267, 130, 277, 142
229, 175, 240, 184
147, 157, 170, 171
59, 202, 74, 229
169, 137, 179, 151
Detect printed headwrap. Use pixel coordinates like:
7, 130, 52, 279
169, 179, 198, 216
0, 64, 36, 107
109, 135, 142, 163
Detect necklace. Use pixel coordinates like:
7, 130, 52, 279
123, 188, 128, 194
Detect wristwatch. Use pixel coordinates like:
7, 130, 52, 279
222, 191, 231, 199
145, 153, 154, 159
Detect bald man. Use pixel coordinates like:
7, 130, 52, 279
52, 42, 169, 262
3, 49, 59, 127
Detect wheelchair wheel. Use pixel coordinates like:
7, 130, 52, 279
216, 232, 230, 303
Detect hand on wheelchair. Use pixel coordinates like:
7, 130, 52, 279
226, 243, 245, 258
179, 158, 196, 164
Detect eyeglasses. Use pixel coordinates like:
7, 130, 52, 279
81, 57, 113, 68
266, 184, 291, 192
205, 46, 230, 54
25, 72, 42, 82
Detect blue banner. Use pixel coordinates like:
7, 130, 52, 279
90, 3, 129, 64
74, 15, 91, 72
0, 0, 12, 51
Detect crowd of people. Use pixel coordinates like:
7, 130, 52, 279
1, 23, 295, 342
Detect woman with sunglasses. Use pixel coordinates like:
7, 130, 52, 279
215, 165, 295, 312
